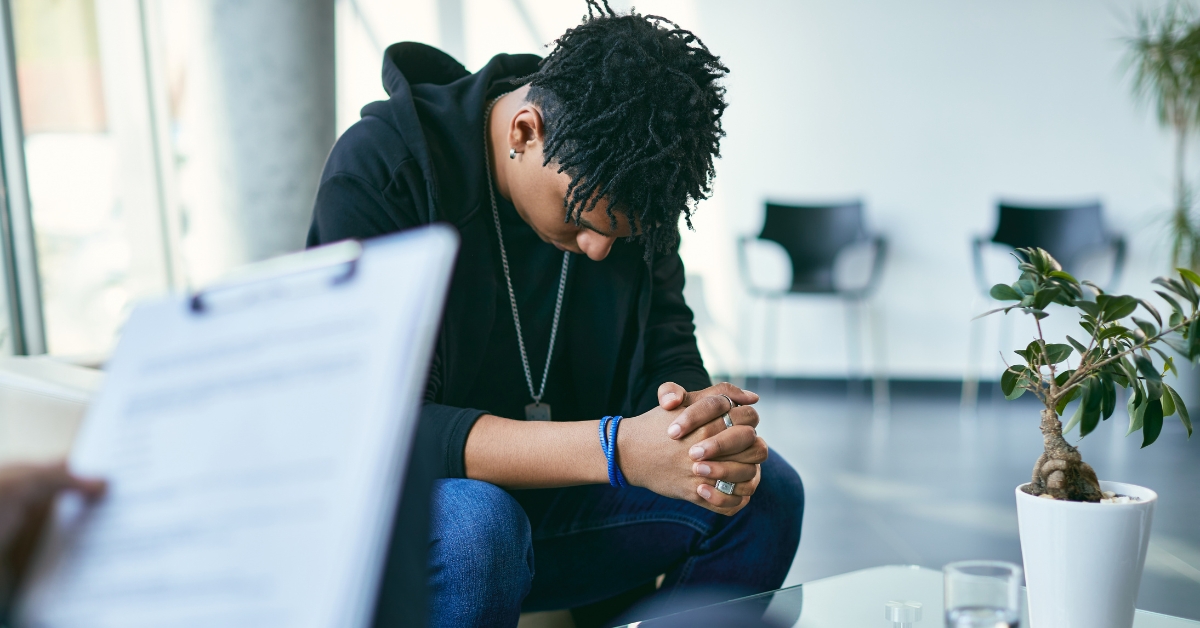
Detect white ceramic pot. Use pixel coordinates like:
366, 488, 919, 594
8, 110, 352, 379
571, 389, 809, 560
1015, 481, 1156, 628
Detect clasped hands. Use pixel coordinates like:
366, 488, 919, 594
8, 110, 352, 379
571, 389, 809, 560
618, 382, 767, 516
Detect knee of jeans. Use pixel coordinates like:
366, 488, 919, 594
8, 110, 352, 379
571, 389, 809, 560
754, 452, 805, 549
430, 479, 534, 590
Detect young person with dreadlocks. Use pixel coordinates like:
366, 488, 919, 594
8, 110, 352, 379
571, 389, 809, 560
308, 3, 803, 626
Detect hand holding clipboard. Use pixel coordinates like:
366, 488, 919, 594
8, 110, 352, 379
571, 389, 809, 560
14, 225, 458, 628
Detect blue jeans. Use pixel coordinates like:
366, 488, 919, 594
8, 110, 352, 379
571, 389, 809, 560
427, 452, 804, 628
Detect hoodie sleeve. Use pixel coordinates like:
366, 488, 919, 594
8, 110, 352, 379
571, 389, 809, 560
309, 171, 487, 480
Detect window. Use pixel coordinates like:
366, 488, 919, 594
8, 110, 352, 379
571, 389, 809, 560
10, 0, 175, 358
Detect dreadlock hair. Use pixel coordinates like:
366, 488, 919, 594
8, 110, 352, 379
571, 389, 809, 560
523, 0, 728, 256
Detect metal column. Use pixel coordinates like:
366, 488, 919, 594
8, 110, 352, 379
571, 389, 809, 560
175, 0, 336, 286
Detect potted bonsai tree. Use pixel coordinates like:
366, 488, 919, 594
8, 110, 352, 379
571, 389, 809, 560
982, 247, 1199, 628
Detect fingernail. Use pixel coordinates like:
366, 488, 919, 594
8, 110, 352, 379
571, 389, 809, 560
695, 463, 711, 476
698, 485, 712, 499
745, 390, 758, 399
663, 392, 677, 403
689, 445, 705, 460
667, 423, 681, 438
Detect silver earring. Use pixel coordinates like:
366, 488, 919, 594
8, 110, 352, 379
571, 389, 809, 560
509, 149, 516, 160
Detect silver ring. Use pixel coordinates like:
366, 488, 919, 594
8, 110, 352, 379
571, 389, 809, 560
715, 480, 736, 495
717, 394, 735, 412
722, 413, 733, 428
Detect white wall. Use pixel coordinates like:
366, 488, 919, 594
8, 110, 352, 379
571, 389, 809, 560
343, 1, 1180, 380
685, 0, 1182, 380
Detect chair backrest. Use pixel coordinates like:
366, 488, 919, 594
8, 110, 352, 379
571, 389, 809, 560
759, 201, 866, 293
991, 201, 1109, 272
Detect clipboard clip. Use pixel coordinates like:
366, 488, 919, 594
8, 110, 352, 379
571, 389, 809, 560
190, 240, 364, 314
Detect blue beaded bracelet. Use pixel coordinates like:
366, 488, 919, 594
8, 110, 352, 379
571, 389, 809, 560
598, 415, 627, 488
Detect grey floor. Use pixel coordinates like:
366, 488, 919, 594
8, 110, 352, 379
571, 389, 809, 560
753, 378, 1200, 621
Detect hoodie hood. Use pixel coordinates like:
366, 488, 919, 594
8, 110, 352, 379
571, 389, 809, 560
362, 42, 541, 225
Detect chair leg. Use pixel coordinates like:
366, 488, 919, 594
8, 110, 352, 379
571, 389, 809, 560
995, 311, 1013, 403
761, 296, 780, 395
869, 299, 890, 419
845, 299, 865, 402
961, 299, 984, 419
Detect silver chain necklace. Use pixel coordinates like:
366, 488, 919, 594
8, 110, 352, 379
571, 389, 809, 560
483, 96, 571, 422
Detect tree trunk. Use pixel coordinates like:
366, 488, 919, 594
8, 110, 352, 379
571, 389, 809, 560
1023, 408, 1103, 502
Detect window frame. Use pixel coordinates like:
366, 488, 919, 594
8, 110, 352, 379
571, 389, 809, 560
0, 0, 45, 356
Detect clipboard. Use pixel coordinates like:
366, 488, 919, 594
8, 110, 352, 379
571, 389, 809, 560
14, 224, 459, 628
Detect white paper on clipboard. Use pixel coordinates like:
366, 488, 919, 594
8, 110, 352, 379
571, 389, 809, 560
15, 224, 458, 628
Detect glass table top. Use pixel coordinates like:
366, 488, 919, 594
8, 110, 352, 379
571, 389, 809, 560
620, 565, 1200, 627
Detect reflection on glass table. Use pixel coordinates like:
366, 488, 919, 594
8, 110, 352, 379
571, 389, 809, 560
619, 565, 1200, 627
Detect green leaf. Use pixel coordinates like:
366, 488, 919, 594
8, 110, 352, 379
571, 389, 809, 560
990, 284, 1022, 301
1133, 317, 1159, 339
1146, 379, 1163, 401
1076, 300, 1101, 318
1056, 386, 1081, 415
1190, 318, 1200, 359
1142, 399, 1165, 448
1139, 299, 1163, 326
1081, 379, 1103, 437
1179, 267, 1200, 288
1066, 335, 1088, 354
1001, 367, 1024, 398
1033, 288, 1060, 311
1127, 390, 1146, 436
1120, 357, 1140, 385
1163, 335, 1190, 356
1098, 325, 1131, 341
1063, 382, 1087, 435
1136, 355, 1162, 383
1156, 291, 1185, 317
1166, 384, 1192, 438
1043, 343, 1073, 364
1153, 276, 1190, 299
1152, 347, 1177, 376
1106, 296, 1139, 321
1016, 279, 1036, 296
1171, 311, 1184, 328
1162, 383, 1177, 417
1100, 372, 1116, 420
1048, 269, 1078, 283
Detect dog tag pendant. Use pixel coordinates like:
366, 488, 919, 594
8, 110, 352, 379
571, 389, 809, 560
525, 402, 552, 421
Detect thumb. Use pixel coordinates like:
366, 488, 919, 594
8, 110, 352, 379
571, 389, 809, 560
658, 381, 687, 410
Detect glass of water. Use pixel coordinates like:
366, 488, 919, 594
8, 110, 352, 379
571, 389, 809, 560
944, 560, 1022, 628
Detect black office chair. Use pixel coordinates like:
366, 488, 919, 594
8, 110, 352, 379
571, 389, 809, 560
738, 201, 888, 405
962, 201, 1127, 414
971, 201, 1126, 296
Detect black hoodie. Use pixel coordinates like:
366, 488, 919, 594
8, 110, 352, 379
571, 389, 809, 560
308, 43, 710, 480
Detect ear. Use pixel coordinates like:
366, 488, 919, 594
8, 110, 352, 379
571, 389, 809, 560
507, 104, 546, 158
